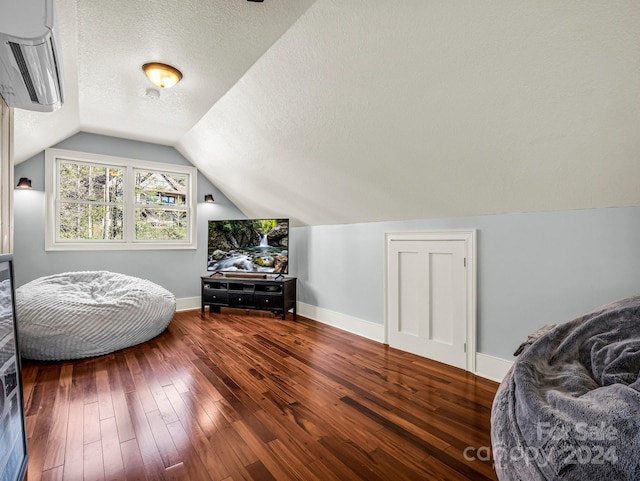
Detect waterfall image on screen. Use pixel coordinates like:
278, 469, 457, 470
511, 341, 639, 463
207, 219, 289, 274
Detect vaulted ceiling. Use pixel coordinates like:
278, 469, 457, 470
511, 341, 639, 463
13, 0, 640, 226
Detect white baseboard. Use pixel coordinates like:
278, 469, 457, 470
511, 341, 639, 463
176, 296, 200, 312
297, 302, 385, 343
474, 353, 513, 383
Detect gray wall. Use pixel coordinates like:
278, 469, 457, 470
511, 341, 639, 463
13, 132, 245, 298
15, 132, 640, 360
291, 206, 640, 359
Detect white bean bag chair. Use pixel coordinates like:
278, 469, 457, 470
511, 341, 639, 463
15, 271, 176, 361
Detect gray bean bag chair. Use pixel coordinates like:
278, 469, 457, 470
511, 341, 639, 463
491, 295, 640, 480
16, 271, 175, 361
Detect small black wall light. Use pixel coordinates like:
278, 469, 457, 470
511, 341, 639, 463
204, 194, 215, 203
16, 177, 32, 189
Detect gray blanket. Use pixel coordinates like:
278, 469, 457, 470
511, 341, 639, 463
491, 296, 640, 480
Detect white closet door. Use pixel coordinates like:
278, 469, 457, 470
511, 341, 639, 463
387, 238, 468, 369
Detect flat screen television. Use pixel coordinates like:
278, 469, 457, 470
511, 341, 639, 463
207, 218, 289, 274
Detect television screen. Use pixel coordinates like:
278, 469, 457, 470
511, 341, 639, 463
207, 219, 289, 274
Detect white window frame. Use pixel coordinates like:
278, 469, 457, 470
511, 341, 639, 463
45, 148, 198, 251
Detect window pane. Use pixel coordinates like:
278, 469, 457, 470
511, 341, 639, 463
48, 149, 196, 250
59, 203, 123, 240
135, 208, 188, 241
59, 162, 124, 202
135, 170, 187, 206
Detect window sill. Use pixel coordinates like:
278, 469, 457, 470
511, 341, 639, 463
44, 242, 197, 251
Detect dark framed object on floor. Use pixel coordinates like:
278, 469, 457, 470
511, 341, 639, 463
0, 254, 28, 481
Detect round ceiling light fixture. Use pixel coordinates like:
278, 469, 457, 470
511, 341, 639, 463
142, 62, 183, 89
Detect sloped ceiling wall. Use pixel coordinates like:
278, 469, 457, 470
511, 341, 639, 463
13, 0, 640, 227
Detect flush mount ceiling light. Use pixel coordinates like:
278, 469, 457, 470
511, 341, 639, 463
142, 62, 183, 88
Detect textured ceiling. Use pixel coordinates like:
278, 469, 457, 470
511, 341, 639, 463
12, 0, 640, 226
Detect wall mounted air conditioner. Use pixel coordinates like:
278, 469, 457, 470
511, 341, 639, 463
0, 0, 64, 112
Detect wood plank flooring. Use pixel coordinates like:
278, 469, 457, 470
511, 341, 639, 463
21, 308, 499, 481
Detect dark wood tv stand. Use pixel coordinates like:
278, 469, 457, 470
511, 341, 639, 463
201, 274, 297, 320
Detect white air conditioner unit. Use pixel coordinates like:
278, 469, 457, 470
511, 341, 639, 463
0, 0, 64, 112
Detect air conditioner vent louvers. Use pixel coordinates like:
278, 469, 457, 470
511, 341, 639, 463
8, 41, 39, 103
49, 37, 62, 100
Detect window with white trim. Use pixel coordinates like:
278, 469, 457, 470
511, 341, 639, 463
45, 149, 197, 250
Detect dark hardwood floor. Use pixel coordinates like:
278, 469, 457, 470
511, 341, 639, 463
21, 308, 499, 481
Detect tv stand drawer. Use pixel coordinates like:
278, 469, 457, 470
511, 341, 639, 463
255, 294, 283, 309
203, 289, 228, 304
229, 292, 255, 307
